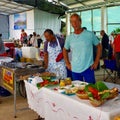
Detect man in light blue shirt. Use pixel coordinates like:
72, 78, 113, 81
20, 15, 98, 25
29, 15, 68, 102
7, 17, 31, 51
63, 14, 101, 83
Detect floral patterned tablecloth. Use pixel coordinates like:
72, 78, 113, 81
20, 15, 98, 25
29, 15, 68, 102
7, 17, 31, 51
24, 81, 120, 120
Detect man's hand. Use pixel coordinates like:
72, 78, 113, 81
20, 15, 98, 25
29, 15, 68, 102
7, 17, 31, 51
66, 63, 71, 70
44, 64, 48, 69
44, 52, 48, 69
91, 43, 101, 70
91, 61, 99, 70
63, 48, 71, 70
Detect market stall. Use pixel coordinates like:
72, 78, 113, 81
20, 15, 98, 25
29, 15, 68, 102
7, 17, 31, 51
0, 57, 13, 85
25, 80, 120, 120
0, 61, 44, 117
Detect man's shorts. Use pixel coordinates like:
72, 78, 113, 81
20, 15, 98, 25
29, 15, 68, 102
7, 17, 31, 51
72, 67, 96, 84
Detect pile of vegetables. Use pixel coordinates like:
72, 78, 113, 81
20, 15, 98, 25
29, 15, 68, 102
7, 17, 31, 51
85, 81, 109, 100
36, 76, 59, 88
84, 81, 119, 106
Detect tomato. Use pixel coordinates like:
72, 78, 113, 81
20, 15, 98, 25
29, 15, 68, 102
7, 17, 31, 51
88, 86, 101, 99
44, 80, 49, 85
88, 87, 98, 95
96, 95, 101, 100
40, 82, 45, 87
77, 90, 86, 94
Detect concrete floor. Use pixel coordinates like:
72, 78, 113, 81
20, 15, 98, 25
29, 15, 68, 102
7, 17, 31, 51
0, 67, 120, 120
0, 96, 38, 120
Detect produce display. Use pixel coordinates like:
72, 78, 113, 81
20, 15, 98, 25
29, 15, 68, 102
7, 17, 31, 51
59, 78, 72, 87
57, 80, 88, 95
76, 81, 119, 107
76, 89, 89, 99
28, 74, 119, 107
65, 85, 79, 95
27, 72, 58, 89
64, 81, 87, 95
36, 76, 59, 88
37, 72, 58, 88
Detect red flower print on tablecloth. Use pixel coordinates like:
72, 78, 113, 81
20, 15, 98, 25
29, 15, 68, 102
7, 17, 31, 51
88, 116, 93, 120
52, 102, 56, 107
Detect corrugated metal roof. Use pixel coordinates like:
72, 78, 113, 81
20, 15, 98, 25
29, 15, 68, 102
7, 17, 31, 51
0, 0, 33, 15
0, 0, 120, 15
57, 0, 120, 12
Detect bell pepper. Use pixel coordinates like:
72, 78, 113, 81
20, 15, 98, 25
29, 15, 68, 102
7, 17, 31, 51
88, 86, 100, 100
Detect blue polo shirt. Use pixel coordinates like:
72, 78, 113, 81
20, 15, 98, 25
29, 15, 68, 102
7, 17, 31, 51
64, 30, 99, 73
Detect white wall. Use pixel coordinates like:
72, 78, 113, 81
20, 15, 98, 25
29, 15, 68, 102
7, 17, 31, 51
34, 9, 61, 37
9, 9, 61, 40
0, 14, 9, 39
9, 10, 34, 39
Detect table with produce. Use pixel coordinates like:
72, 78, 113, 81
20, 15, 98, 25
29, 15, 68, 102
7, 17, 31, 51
24, 75, 120, 120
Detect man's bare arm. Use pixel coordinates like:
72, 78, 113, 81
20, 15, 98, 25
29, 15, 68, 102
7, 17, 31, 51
63, 48, 71, 70
91, 43, 102, 70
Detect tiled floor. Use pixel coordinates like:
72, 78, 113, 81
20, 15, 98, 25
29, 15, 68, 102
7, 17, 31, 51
0, 67, 120, 120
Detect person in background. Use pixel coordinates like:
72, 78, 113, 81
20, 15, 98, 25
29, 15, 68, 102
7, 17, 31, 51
44, 29, 67, 79
100, 30, 109, 61
27, 34, 33, 46
37, 34, 43, 48
63, 14, 101, 84
0, 34, 5, 55
14, 40, 18, 47
0, 34, 10, 56
113, 33, 120, 78
0, 33, 5, 104
30, 32, 38, 47
108, 32, 114, 59
14, 45, 22, 62
20, 29, 27, 45
93, 31, 100, 70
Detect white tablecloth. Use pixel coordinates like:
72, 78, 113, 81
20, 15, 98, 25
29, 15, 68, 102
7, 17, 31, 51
0, 57, 13, 65
21, 47, 38, 59
24, 81, 120, 120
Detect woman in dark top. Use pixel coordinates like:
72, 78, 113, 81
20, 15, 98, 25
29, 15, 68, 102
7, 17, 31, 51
37, 34, 43, 48
27, 34, 33, 46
